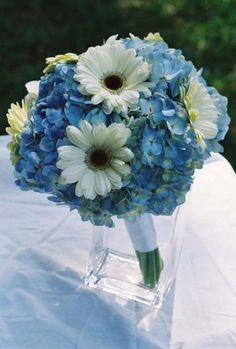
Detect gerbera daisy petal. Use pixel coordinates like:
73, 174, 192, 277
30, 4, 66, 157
78, 120, 93, 139
119, 90, 139, 108
57, 145, 85, 160
75, 181, 84, 197
194, 120, 218, 138
66, 126, 91, 151
110, 159, 130, 176
59, 166, 83, 184
94, 170, 111, 196
105, 168, 122, 189
104, 124, 131, 150
112, 147, 134, 162
91, 93, 105, 105
91, 124, 107, 147
81, 170, 96, 200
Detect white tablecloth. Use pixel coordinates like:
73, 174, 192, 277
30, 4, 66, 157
0, 135, 236, 349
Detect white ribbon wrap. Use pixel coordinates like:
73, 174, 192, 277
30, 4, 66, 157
124, 214, 157, 253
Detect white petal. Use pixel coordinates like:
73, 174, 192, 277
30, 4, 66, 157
66, 126, 91, 150
196, 131, 207, 150
94, 170, 112, 196
81, 169, 97, 200
112, 147, 134, 162
57, 145, 85, 161
59, 164, 86, 184
105, 34, 120, 45
116, 48, 137, 74
78, 84, 91, 96
75, 181, 84, 197
110, 159, 131, 176
186, 75, 219, 140
126, 63, 150, 87
119, 90, 139, 108
91, 93, 105, 105
194, 119, 218, 139
104, 123, 131, 150
56, 156, 85, 169
102, 94, 126, 114
80, 82, 101, 95
135, 83, 152, 97
102, 99, 113, 115
79, 120, 93, 140
91, 123, 107, 147
105, 168, 122, 189
25, 80, 40, 96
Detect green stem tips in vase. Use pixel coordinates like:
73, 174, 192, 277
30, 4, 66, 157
136, 248, 163, 289
124, 213, 163, 289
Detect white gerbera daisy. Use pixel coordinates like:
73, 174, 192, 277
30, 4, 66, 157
74, 42, 151, 114
56, 120, 134, 200
183, 75, 219, 148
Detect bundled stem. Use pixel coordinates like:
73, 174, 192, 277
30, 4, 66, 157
136, 248, 163, 289
125, 214, 163, 289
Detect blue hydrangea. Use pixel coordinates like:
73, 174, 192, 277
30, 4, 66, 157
13, 35, 230, 227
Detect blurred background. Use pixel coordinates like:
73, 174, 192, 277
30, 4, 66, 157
0, 0, 235, 168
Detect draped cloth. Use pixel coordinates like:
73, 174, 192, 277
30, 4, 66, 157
0, 135, 236, 349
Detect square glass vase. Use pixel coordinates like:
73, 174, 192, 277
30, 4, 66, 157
85, 205, 186, 308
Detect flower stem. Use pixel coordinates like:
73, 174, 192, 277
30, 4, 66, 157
135, 248, 163, 289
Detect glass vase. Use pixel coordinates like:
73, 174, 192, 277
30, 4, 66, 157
85, 204, 187, 308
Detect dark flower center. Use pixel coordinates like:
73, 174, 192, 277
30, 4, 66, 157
104, 74, 124, 91
86, 148, 111, 170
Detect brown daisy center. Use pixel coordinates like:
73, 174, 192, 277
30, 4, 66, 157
86, 148, 111, 170
103, 74, 124, 91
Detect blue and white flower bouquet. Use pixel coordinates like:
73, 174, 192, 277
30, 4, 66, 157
6, 33, 230, 289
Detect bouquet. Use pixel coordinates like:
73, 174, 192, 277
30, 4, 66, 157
6, 33, 230, 289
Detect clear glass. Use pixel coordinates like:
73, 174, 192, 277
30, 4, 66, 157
85, 204, 187, 308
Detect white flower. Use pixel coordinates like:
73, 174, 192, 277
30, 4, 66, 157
25, 80, 40, 107
74, 42, 151, 114
183, 75, 219, 148
6, 80, 39, 140
6, 98, 29, 165
6, 80, 39, 165
25, 80, 40, 97
56, 120, 134, 200
6, 100, 29, 138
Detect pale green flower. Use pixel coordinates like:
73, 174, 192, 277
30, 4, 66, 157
6, 81, 39, 164
43, 53, 80, 74
145, 32, 164, 43
57, 120, 134, 200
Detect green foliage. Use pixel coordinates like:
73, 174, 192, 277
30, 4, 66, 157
1, 0, 235, 168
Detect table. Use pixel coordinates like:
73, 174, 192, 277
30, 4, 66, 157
0, 135, 236, 349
